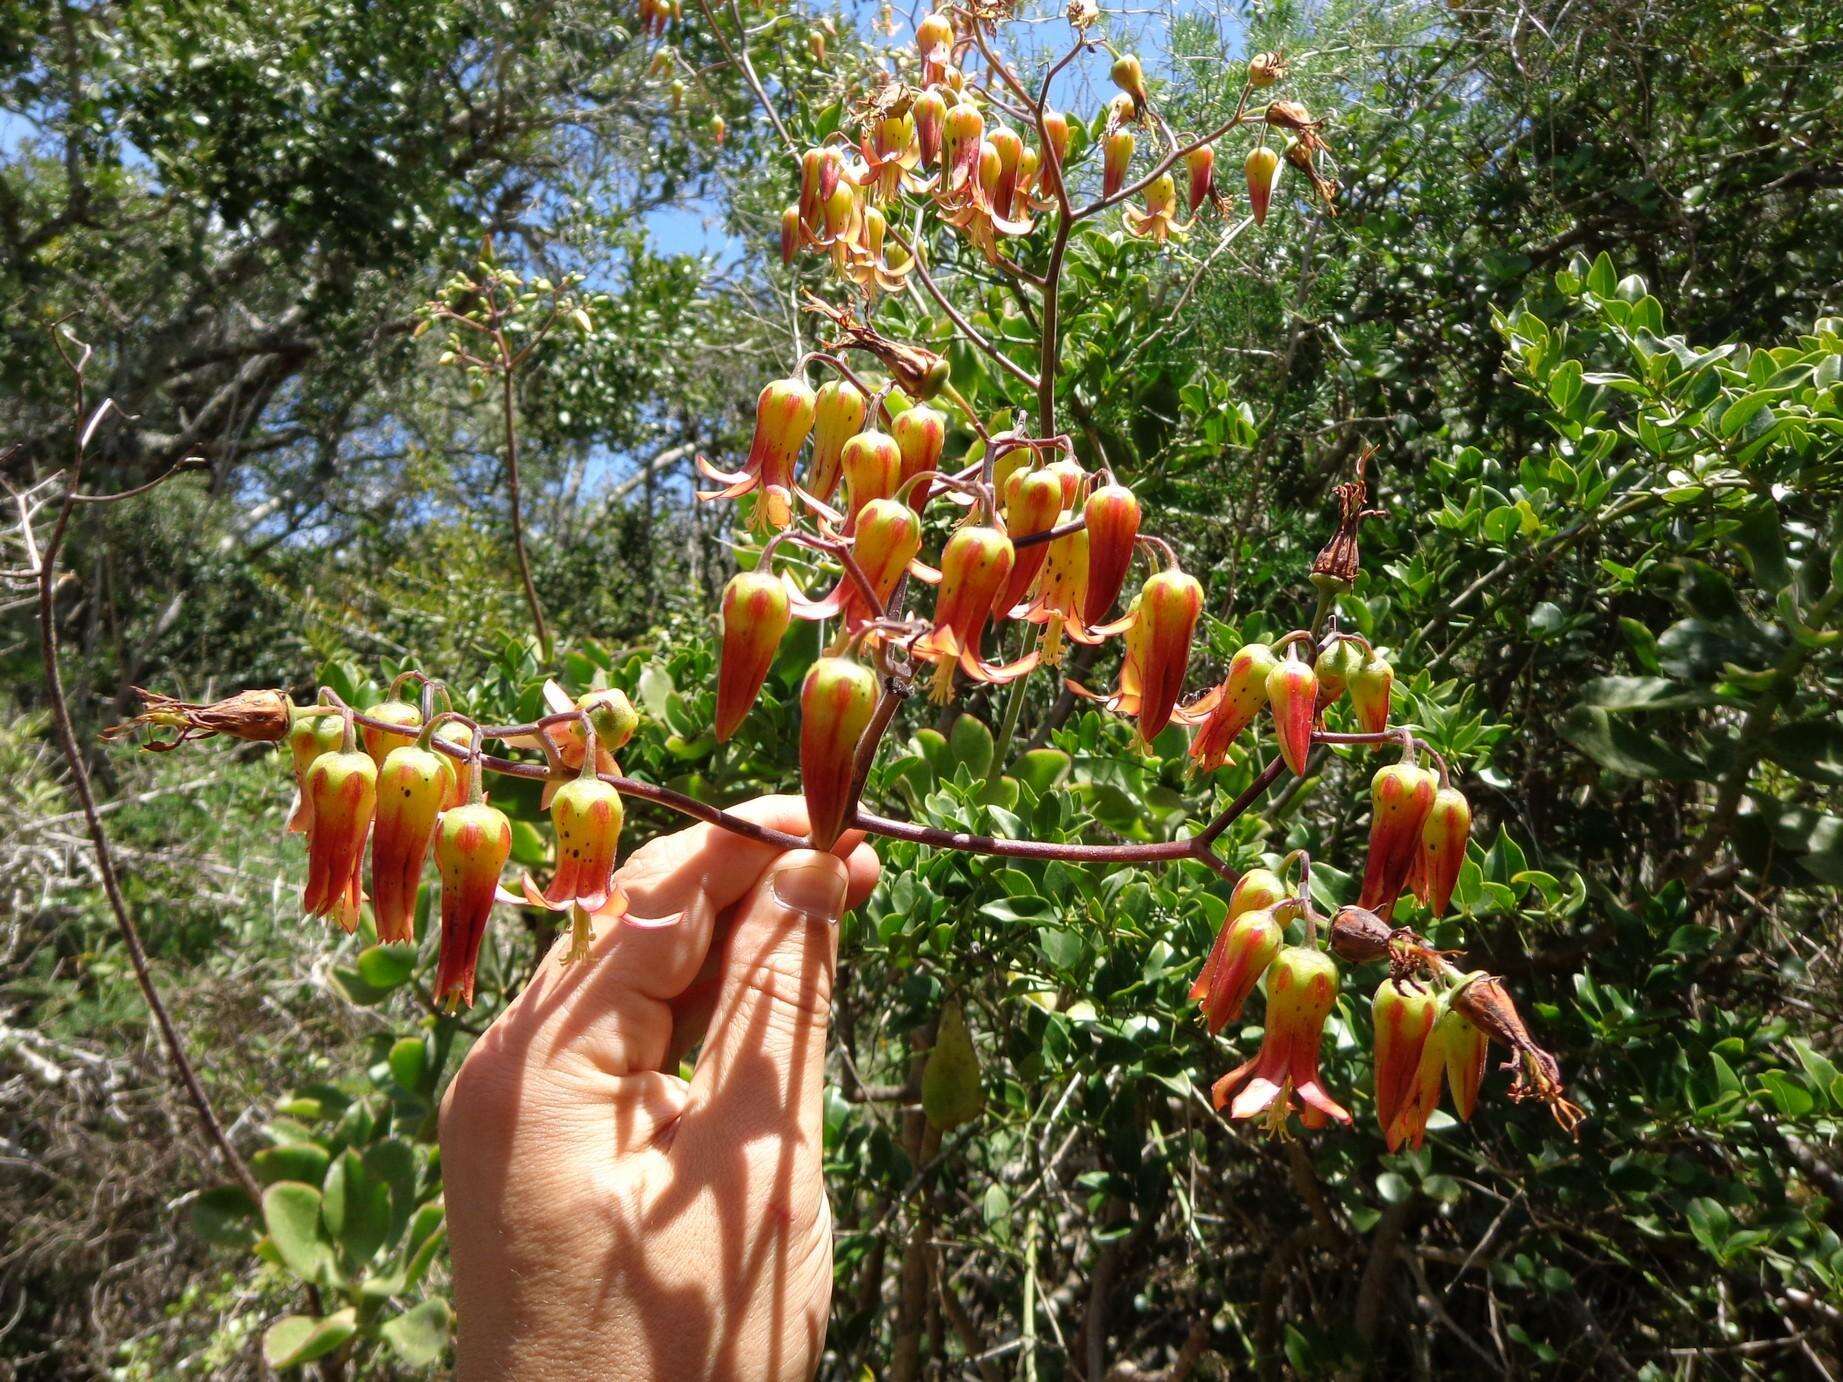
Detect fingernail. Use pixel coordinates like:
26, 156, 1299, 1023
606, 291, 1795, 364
769, 852, 849, 924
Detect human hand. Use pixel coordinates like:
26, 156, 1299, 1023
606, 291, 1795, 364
440, 795, 881, 1380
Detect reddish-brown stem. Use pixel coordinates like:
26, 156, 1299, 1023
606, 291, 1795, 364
1075, 78, 1258, 222
885, 225, 1041, 392
1013, 514, 1086, 549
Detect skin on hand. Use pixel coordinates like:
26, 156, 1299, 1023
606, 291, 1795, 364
440, 795, 881, 1381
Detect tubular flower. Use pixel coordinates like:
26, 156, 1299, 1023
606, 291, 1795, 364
1123, 173, 1189, 244
1013, 516, 1090, 665
1212, 946, 1351, 1130
1123, 569, 1203, 740
998, 467, 1065, 613
1314, 637, 1363, 710
1081, 482, 1142, 623
370, 740, 448, 944
1110, 53, 1149, 116
913, 525, 1037, 702
913, 88, 948, 168
1442, 1002, 1490, 1121
501, 683, 635, 808
521, 766, 627, 917
1037, 108, 1072, 202
987, 125, 1025, 221
892, 403, 948, 507
799, 656, 879, 850
1184, 144, 1217, 215
362, 699, 421, 768
916, 11, 953, 85
1194, 904, 1290, 1035
1102, 127, 1135, 198
805, 380, 868, 502
302, 747, 378, 934
840, 429, 903, 528
1358, 759, 1439, 918
941, 99, 984, 194
860, 111, 919, 203
798, 146, 844, 235
1178, 642, 1279, 773
433, 792, 513, 1010
698, 377, 817, 531
1372, 980, 1440, 1148
1382, 1009, 1447, 1151
434, 720, 475, 809
792, 498, 922, 637
780, 205, 802, 266
1349, 651, 1393, 735
1265, 651, 1318, 775
1190, 867, 1287, 1004
715, 570, 794, 742
1415, 786, 1471, 917
1245, 145, 1282, 226
286, 712, 345, 834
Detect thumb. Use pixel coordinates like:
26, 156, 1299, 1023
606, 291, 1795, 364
683, 850, 848, 1152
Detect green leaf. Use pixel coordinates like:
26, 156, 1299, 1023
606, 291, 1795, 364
1719, 391, 1773, 437
262, 1309, 358, 1371
190, 1185, 258, 1248
261, 1182, 330, 1283
1577, 676, 1715, 712
948, 714, 995, 778
1015, 748, 1071, 794
1559, 706, 1703, 780
380, 1299, 453, 1367
387, 1035, 434, 1097
354, 943, 417, 991
1586, 251, 1617, 297
921, 1002, 985, 1131
252, 1144, 330, 1187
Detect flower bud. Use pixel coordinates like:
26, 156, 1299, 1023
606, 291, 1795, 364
846, 499, 924, 625
1442, 1005, 1490, 1122
1129, 569, 1203, 741
433, 798, 513, 1009
1264, 652, 1318, 775
988, 124, 1024, 218
1102, 128, 1135, 198
1110, 53, 1148, 115
1189, 867, 1288, 1016
1184, 642, 1277, 773
1081, 483, 1141, 623
800, 656, 879, 849
433, 720, 475, 809
913, 88, 948, 167
1416, 786, 1471, 917
1245, 144, 1281, 226
1372, 980, 1439, 1146
1358, 760, 1438, 917
371, 742, 447, 943
943, 100, 984, 192
917, 11, 953, 81
716, 570, 794, 742
1185, 143, 1216, 215
780, 205, 802, 265
999, 467, 1064, 612
799, 146, 841, 232
1349, 652, 1393, 735
286, 712, 345, 834
302, 749, 378, 934
1038, 108, 1071, 199
840, 428, 903, 526
1212, 945, 1349, 1129
1313, 637, 1363, 707
806, 381, 869, 501
892, 403, 948, 506
362, 699, 422, 768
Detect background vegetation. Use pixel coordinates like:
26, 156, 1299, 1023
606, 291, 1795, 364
4, 0, 1841, 1375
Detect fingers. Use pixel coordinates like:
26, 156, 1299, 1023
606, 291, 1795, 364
678, 851, 854, 1163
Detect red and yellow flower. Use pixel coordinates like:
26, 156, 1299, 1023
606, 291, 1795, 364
1245, 144, 1282, 226
800, 656, 879, 850
1177, 641, 1277, 773
1265, 650, 1318, 775
697, 377, 817, 531
805, 380, 868, 503
913, 525, 1037, 702
1371, 979, 1439, 1148
370, 736, 448, 944
1414, 786, 1471, 917
1212, 945, 1350, 1130
1358, 759, 1438, 918
715, 569, 794, 742
285, 711, 344, 834
432, 782, 513, 1010
1191, 869, 1289, 1032
1081, 482, 1141, 624
302, 744, 377, 934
